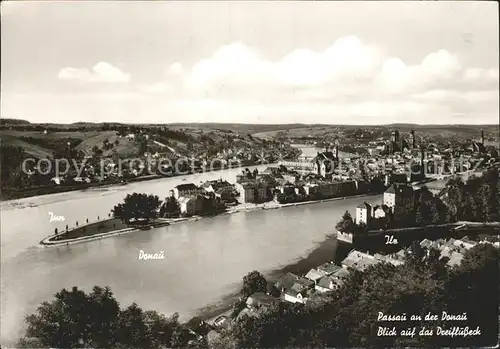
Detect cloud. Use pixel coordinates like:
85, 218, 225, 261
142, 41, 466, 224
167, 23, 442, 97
48, 36, 498, 124
167, 62, 184, 75
138, 82, 173, 94
170, 37, 496, 104
183, 37, 383, 94
58, 62, 130, 83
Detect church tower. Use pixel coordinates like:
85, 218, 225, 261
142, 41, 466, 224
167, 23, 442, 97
409, 130, 416, 149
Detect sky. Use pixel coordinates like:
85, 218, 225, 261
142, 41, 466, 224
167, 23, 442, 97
1, 1, 499, 125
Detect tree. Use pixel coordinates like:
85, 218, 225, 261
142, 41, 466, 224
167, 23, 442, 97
478, 167, 500, 221
446, 244, 500, 346
444, 177, 465, 222
142, 311, 181, 349
21, 286, 180, 349
160, 196, 181, 217
116, 303, 150, 348
231, 298, 248, 319
209, 329, 238, 349
335, 211, 355, 233
0, 145, 26, 188
241, 271, 267, 297
267, 281, 281, 297
22, 286, 120, 348
415, 187, 446, 226
112, 193, 161, 223
444, 168, 500, 222
138, 137, 148, 156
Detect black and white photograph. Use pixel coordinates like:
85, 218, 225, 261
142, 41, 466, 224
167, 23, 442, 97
1, 1, 499, 348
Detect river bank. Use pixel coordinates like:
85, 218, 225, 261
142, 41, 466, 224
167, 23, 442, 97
0, 160, 271, 201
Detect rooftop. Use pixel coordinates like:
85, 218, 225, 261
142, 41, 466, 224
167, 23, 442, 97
246, 292, 279, 308
331, 268, 350, 279
316, 275, 341, 289
175, 183, 199, 191
385, 183, 414, 195
356, 201, 372, 210
305, 268, 326, 281
355, 258, 381, 271
316, 262, 341, 275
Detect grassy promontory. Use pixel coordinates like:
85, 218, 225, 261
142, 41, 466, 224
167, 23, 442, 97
42, 217, 171, 245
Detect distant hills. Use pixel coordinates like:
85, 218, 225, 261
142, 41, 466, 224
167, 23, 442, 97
1, 119, 497, 131
2, 119, 497, 159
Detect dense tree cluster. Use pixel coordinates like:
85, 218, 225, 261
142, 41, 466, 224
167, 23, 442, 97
19, 286, 185, 349
0, 145, 26, 188
112, 193, 161, 223
445, 167, 500, 222
415, 187, 448, 226
157, 127, 195, 143
241, 271, 267, 297
160, 196, 181, 217
335, 211, 356, 233
214, 242, 499, 348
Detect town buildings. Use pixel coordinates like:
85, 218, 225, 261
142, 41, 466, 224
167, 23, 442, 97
341, 250, 382, 271
385, 130, 415, 154
356, 202, 372, 226
277, 160, 316, 175
237, 235, 495, 317
179, 196, 203, 216
275, 273, 315, 304
173, 183, 204, 200
235, 182, 256, 203
315, 268, 350, 293
352, 183, 416, 228
202, 179, 235, 202
246, 292, 280, 313
383, 183, 416, 223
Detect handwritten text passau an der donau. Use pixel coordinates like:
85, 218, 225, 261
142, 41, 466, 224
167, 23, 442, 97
376, 311, 481, 339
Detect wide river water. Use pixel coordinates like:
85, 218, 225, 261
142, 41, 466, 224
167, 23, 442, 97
0, 147, 382, 345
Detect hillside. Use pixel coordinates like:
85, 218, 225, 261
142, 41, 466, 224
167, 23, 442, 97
0, 126, 273, 160
2, 121, 498, 159
0, 134, 54, 159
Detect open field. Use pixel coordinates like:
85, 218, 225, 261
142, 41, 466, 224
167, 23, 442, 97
0, 134, 55, 158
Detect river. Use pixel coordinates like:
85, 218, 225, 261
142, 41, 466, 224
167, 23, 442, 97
0, 149, 381, 345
